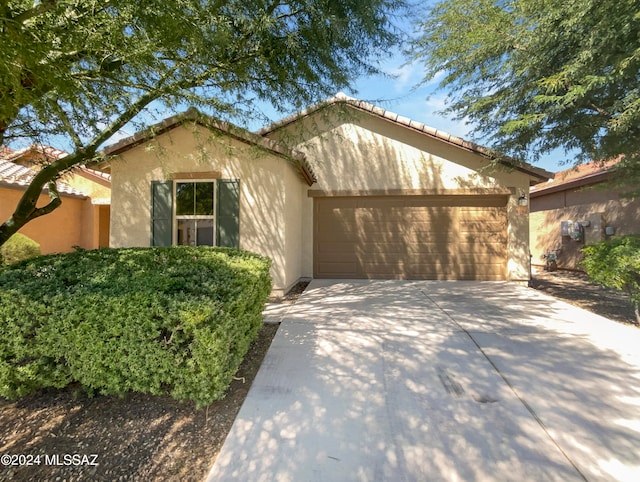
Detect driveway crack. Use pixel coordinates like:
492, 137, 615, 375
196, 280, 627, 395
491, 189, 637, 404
419, 289, 589, 482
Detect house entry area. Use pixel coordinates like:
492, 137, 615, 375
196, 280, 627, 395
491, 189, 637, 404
313, 195, 508, 280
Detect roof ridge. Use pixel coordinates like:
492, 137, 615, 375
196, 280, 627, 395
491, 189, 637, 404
100, 108, 317, 186
531, 158, 619, 193
258, 93, 552, 184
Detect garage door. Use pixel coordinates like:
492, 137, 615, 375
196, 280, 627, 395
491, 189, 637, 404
314, 195, 508, 280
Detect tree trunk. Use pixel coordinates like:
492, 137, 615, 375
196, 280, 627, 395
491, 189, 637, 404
0, 221, 20, 246
635, 303, 640, 326
0, 176, 62, 248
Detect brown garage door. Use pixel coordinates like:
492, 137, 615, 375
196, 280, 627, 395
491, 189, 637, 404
314, 195, 508, 280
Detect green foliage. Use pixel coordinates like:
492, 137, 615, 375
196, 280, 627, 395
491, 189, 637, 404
411, 0, 640, 190
582, 236, 640, 324
0, 247, 272, 407
0, 233, 41, 265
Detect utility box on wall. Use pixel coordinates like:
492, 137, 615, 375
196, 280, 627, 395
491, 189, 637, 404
560, 213, 605, 245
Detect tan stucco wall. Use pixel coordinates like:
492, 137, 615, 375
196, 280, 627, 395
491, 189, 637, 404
62, 172, 111, 200
0, 186, 93, 254
109, 123, 306, 292
267, 107, 533, 281
530, 185, 640, 270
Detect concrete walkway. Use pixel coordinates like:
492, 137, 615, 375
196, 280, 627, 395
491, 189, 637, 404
208, 280, 640, 481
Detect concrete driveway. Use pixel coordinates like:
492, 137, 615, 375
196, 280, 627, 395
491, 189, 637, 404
208, 280, 640, 481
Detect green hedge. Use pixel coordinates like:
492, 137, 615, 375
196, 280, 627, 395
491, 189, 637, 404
0, 233, 41, 265
582, 235, 640, 324
0, 247, 271, 407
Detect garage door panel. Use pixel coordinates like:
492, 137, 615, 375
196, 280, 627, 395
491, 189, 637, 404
407, 230, 455, 244
460, 235, 505, 246
459, 221, 506, 233
356, 198, 407, 208
359, 261, 407, 276
314, 196, 507, 280
406, 243, 456, 255
316, 262, 359, 277
358, 222, 411, 237
316, 225, 359, 242
317, 210, 355, 227
360, 242, 411, 255
317, 243, 357, 258
459, 208, 507, 220
457, 265, 505, 279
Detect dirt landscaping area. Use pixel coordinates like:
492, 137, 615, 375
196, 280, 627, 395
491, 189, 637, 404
0, 276, 637, 481
530, 268, 638, 326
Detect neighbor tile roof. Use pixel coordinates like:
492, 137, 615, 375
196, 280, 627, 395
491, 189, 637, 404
530, 159, 619, 196
0, 144, 111, 184
0, 159, 88, 198
0, 146, 15, 159
259, 93, 553, 185
2, 144, 69, 163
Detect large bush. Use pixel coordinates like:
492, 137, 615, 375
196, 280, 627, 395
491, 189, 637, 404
0, 233, 41, 265
582, 235, 640, 325
0, 247, 271, 406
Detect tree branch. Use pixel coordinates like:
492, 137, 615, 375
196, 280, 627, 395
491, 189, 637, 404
13, 0, 58, 24
587, 102, 612, 119
49, 100, 84, 149
30, 181, 62, 220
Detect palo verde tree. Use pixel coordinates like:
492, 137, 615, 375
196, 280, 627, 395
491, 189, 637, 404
0, 0, 405, 246
411, 0, 640, 190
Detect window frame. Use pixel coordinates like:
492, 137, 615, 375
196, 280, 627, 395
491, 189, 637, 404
172, 179, 218, 246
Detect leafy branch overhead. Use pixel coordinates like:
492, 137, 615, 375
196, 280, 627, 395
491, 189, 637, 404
0, 0, 405, 245
411, 0, 640, 187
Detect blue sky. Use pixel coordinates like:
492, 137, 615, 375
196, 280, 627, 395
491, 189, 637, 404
347, 53, 570, 174
238, 53, 569, 175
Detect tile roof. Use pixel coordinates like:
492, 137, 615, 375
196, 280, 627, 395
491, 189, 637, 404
0, 146, 15, 158
100, 108, 316, 186
2, 144, 69, 163
530, 159, 619, 195
76, 165, 112, 183
259, 93, 553, 185
0, 159, 88, 198
0, 144, 111, 184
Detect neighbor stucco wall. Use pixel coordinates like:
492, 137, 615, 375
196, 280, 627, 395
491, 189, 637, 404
62, 172, 111, 200
268, 107, 533, 281
0, 186, 91, 254
109, 123, 305, 292
530, 185, 640, 270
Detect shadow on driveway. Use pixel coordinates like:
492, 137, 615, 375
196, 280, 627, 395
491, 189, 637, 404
209, 280, 640, 481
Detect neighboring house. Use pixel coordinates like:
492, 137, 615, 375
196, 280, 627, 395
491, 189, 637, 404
0, 145, 111, 254
530, 160, 640, 270
103, 94, 550, 294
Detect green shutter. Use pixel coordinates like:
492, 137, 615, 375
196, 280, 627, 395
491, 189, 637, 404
150, 181, 173, 246
217, 179, 240, 248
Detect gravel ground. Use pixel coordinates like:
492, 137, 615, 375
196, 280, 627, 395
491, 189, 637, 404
530, 268, 638, 326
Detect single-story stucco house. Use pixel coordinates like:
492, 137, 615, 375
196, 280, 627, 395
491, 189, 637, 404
530, 159, 640, 270
101, 94, 551, 294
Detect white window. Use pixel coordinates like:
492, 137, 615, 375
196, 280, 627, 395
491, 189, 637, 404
174, 181, 216, 246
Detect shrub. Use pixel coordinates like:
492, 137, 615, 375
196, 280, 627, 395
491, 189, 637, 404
0, 247, 271, 406
0, 233, 41, 265
582, 235, 640, 325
